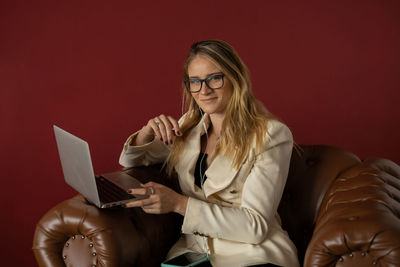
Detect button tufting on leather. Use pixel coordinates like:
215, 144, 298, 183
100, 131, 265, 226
338, 257, 344, 262
348, 216, 359, 221
306, 159, 317, 166
62, 234, 97, 265
361, 252, 366, 256
373, 260, 378, 265
349, 253, 353, 257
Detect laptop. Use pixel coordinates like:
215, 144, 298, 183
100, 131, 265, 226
53, 125, 148, 208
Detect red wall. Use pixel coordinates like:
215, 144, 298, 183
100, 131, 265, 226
1, 1, 399, 265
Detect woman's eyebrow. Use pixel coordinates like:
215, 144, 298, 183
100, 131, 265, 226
189, 72, 224, 79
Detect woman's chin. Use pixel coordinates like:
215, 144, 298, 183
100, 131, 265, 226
200, 107, 215, 114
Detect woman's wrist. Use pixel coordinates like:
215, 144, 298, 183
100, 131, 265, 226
131, 127, 155, 146
174, 194, 188, 216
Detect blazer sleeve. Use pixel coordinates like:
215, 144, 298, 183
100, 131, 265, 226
119, 114, 188, 167
181, 121, 293, 244
118, 132, 170, 167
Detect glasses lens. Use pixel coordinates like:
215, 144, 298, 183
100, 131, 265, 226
206, 75, 224, 89
189, 80, 202, 92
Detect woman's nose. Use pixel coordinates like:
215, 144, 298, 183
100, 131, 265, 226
199, 82, 212, 94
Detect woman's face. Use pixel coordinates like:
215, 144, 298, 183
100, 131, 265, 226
187, 55, 233, 117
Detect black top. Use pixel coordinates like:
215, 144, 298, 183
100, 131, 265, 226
194, 152, 208, 188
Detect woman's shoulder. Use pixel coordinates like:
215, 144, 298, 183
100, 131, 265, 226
264, 119, 293, 145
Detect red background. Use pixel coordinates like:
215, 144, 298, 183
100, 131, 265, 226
1, 1, 399, 265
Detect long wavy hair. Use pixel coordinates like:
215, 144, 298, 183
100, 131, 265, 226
165, 40, 274, 175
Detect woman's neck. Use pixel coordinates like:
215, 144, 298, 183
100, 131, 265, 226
208, 113, 225, 137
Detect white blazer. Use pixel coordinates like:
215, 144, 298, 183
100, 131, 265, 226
119, 114, 299, 267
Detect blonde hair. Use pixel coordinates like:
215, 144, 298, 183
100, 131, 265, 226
165, 40, 274, 175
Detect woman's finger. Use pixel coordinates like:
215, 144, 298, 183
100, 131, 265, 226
139, 196, 158, 207
141, 181, 158, 190
142, 207, 161, 214
168, 116, 182, 136
124, 200, 143, 208
127, 188, 148, 195
159, 114, 174, 145
154, 117, 169, 144
124, 195, 157, 208
149, 119, 163, 141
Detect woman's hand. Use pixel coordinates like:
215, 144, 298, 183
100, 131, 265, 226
133, 115, 182, 146
124, 181, 188, 216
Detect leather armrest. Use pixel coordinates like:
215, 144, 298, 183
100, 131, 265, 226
304, 158, 400, 266
33, 165, 182, 267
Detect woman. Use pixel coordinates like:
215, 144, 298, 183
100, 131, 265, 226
119, 40, 299, 267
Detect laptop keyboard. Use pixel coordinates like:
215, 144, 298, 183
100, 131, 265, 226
96, 176, 135, 204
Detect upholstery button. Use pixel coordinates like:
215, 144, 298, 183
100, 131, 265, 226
306, 159, 316, 166
65, 242, 69, 247
338, 257, 344, 262
348, 216, 359, 221
373, 260, 378, 265
361, 252, 366, 256
72, 236, 75, 240
63, 255, 67, 260
229, 189, 238, 194
349, 253, 353, 257
89, 243, 94, 247
81, 235, 85, 239
92, 252, 97, 256
193, 231, 199, 235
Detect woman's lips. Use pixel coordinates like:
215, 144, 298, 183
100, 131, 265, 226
200, 97, 217, 103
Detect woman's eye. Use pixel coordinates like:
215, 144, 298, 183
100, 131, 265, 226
190, 79, 201, 84
209, 75, 222, 81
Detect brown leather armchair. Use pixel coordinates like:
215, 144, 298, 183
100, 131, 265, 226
33, 145, 400, 266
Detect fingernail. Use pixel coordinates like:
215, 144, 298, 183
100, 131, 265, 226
177, 131, 182, 136
127, 189, 132, 194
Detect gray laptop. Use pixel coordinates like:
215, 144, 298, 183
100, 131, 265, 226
53, 125, 147, 208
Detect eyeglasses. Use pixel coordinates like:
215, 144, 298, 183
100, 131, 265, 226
185, 74, 225, 93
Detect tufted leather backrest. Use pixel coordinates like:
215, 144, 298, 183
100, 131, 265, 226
278, 145, 400, 267
304, 158, 400, 266
278, 145, 361, 264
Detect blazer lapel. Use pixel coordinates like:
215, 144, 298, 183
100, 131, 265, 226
174, 115, 208, 196
175, 113, 241, 198
203, 154, 239, 198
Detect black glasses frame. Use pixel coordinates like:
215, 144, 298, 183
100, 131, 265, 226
184, 74, 225, 93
